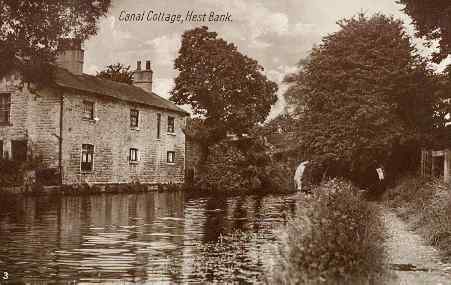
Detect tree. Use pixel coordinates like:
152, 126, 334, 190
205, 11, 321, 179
97, 63, 134, 84
0, 0, 111, 82
170, 26, 278, 141
292, 13, 439, 185
398, 0, 451, 63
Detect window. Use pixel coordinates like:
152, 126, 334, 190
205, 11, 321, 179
81, 144, 94, 172
167, 151, 175, 163
129, 148, 139, 162
0, 93, 11, 124
167, 116, 175, 133
157, 113, 161, 139
130, 109, 139, 128
82, 100, 94, 120
11, 140, 27, 161
0, 140, 3, 159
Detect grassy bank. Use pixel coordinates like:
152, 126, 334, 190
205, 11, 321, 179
383, 175, 451, 261
272, 179, 386, 284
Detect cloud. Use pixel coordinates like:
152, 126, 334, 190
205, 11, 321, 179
145, 33, 181, 67
152, 77, 174, 99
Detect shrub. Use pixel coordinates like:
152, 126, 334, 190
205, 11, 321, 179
0, 158, 43, 187
195, 138, 292, 193
272, 179, 386, 284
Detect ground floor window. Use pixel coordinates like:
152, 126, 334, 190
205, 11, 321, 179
81, 144, 94, 172
11, 140, 27, 161
167, 151, 175, 163
129, 148, 139, 162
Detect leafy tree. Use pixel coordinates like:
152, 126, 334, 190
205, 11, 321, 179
282, 56, 311, 118
292, 13, 439, 185
0, 0, 111, 82
170, 26, 278, 141
97, 63, 134, 84
398, 0, 451, 63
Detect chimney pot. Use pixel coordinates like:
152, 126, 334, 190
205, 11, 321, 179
133, 59, 153, 93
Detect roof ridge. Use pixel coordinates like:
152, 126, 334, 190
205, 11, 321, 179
53, 67, 189, 115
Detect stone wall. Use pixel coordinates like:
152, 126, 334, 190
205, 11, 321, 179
1, 72, 186, 185
0, 73, 60, 168
60, 89, 186, 185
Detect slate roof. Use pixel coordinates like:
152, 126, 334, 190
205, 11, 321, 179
53, 68, 189, 115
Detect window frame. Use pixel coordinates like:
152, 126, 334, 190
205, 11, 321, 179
82, 100, 95, 120
167, 116, 175, 134
0, 93, 11, 125
80, 144, 94, 173
129, 148, 139, 163
167, 151, 176, 164
130, 109, 139, 129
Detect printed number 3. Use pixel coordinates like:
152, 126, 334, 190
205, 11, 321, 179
2, 272, 8, 279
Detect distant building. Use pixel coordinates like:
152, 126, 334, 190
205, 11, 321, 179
0, 39, 189, 185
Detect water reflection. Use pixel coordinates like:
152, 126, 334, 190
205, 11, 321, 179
0, 191, 299, 283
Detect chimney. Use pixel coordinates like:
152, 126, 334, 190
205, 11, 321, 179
133, 60, 153, 93
55, 38, 84, 75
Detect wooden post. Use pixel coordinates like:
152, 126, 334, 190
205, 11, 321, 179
445, 150, 450, 183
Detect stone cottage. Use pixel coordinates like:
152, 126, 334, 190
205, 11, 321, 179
0, 39, 189, 185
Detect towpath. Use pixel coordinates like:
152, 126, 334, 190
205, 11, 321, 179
381, 208, 451, 284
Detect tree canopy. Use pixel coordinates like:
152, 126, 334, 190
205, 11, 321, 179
97, 63, 134, 85
170, 26, 278, 140
292, 13, 440, 184
0, 0, 111, 81
398, 0, 451, 63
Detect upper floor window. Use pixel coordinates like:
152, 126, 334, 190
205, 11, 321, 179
129, 148, 139, 162
81, 144, 94, 172
130, 109, 139, 128
0, 93, 11, 124
157, 113, 161, 139
167, 116, 175, 133
83, 100, 94, 120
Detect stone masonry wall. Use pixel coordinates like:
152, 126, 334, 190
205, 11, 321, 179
61, 89, 186, 185
0, 73, 60, 167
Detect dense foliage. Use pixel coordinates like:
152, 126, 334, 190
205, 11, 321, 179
96, 63, 134, 84
290, 14, 440, 185
171, 26, 278, 140
194, 138, 292, 192
272, 179, 386, 283
0, 0, 111, 82
398, 0, 451, 63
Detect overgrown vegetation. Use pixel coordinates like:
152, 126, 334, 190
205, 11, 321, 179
272, 179, 386, 284
285, 13, 441, 188
383, 176, 451, 260
0, 158, 42, 187
193, 137, 293, 193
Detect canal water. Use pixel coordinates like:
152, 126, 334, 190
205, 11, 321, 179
0, 191, 300, 284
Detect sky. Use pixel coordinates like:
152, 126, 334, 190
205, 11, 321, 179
83, 0, 451, 119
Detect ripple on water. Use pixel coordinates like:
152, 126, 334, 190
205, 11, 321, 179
0, 191, 301, 283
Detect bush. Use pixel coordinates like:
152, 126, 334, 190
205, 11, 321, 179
195, 138, 292, 193
0, 158, 43, 187
383, 176, 451, 259
272, 179, 386, 284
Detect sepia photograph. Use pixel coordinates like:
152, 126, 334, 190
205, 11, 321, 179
1, 0, 451, 284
